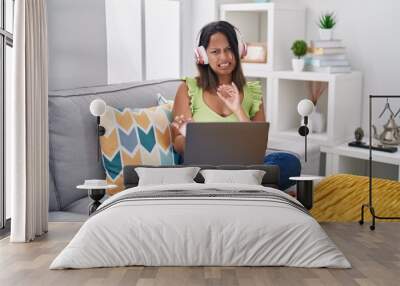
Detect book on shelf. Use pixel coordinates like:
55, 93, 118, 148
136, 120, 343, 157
305, 65, 352, 73
308, 54, 347, 60
308, 47, 346, 55
305, 58, 350, 67
309, 40, 343, 48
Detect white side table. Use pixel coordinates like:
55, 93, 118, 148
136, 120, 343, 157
77, 184, 117, 215
289, 176, 324, 210
321, 143, 400, 180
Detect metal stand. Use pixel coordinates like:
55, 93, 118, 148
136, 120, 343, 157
88, 188, 106, 215
296, 180, 313, 210
359, 95, 400, 230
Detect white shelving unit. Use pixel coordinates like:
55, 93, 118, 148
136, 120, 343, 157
268, 70, 363, 146
220, 2, 306, 74
321, 143, 400, 180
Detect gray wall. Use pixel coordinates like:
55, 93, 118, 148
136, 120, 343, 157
47, 0, 108, 90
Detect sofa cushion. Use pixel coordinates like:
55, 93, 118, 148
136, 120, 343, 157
100, 103, 180, 194
49, 79, 181, 209
48, 211, 88, 222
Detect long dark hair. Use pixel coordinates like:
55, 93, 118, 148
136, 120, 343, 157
196, 21, 246, 93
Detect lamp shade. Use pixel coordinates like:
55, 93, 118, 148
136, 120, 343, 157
297, 99, 314, 116
89, 99, 106, 117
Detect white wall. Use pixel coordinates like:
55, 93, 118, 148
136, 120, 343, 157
47, 0, 108, 90
145, 0, 181, 80
180, 0, 194, 77
48, 0, 183, 89
105, 0, 142, 84
300, 0, 400, 130
185, 0, 216, 77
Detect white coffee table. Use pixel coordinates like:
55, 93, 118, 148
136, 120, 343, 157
289, 176, 324, 210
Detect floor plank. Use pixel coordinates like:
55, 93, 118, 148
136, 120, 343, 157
0, 222, 399, 286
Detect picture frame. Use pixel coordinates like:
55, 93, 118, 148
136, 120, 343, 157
242, 43, 268, 63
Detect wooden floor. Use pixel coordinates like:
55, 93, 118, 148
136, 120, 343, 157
0, 222, 399, 286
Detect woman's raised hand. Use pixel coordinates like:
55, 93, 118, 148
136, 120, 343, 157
216, 82, 241, 113
171, 114, 192, 137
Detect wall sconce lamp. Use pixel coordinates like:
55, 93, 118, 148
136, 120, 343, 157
297, 99, 314, 162
90, 99, 106, 161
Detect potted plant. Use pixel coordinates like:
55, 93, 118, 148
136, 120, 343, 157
291, 40, 308, 72
318, 12, 336, 40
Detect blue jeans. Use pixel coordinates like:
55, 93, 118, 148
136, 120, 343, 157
264, 152, 301, 190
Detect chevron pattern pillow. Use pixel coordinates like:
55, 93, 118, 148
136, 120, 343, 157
100, 103, 180, 195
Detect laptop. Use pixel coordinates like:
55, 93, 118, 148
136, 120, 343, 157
184, 122, 269, 165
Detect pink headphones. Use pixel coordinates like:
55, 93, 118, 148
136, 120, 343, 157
194, 26, 247, 65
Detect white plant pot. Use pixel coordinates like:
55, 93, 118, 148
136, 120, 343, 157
309, 105, 325, 133
292, 58, 304, 72
319, 28, 333, 41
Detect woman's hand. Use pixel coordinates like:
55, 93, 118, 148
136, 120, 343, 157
217, 82, 250, 122
171, 114, 192, 137
216, 82, 241, 113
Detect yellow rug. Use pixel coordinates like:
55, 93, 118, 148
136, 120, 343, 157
310, 174, 400, 222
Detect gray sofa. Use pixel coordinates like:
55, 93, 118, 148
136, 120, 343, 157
48, 79, 282, 222
48, 79, 182, 221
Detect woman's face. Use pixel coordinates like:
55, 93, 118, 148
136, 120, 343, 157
206, 32, 237, 77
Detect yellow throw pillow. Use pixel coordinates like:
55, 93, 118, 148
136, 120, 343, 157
100, 103, 180, 195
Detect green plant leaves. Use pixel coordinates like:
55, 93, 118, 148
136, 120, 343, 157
318, 12, 336, 29
291, 40, 308, 58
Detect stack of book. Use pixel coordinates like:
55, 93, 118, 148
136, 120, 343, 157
305, 40, 351, 73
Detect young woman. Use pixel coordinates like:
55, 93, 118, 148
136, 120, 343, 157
172, 21, 300, 190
